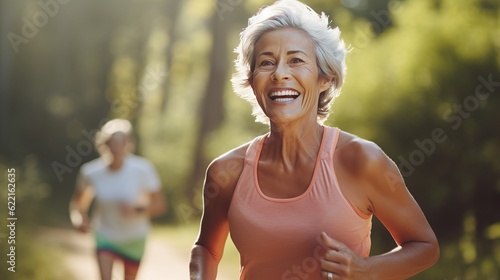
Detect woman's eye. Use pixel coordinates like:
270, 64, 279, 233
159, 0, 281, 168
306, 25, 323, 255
259, 60, 274, 67
290, 58, 304, 63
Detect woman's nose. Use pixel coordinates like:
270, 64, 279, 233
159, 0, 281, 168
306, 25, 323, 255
271, 62, 291, 81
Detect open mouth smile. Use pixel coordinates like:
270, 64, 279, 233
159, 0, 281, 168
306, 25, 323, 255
269, 90, 300, 103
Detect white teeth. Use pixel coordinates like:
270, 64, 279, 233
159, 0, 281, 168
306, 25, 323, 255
269, 90, 300, 103
269, 90, 299, 98
274, 97, 295, 102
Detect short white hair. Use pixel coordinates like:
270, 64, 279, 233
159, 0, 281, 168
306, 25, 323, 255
231, 0, 348, 124
95, 118, 134, 155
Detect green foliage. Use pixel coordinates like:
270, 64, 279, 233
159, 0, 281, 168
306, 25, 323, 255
0, 230, 71, 280
0, 162, 70, 280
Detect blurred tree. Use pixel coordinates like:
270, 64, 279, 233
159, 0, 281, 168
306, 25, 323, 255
185, 3, 232, 205
158, 0, 183, 114
0, 1, 17, 160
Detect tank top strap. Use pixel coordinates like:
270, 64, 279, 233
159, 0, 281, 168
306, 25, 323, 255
320, 126, 340, 160
244, 134, 268, 164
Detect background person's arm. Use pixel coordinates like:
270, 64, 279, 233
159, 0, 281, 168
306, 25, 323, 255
69, 175, 95, 233
145, 190, 166, 217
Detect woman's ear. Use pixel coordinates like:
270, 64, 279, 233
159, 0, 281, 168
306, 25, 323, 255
319, 76, 333, 93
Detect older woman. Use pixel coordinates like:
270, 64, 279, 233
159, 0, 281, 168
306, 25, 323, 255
69, 119, 166, 280
189, 0, 439, 279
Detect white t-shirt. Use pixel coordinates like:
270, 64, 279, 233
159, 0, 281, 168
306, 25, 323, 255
78, 154, 161, 242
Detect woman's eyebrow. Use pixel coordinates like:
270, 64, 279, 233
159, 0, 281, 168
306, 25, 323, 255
287, 50, 308, 57
256, 50, 309, 57
256, 51, 274, 58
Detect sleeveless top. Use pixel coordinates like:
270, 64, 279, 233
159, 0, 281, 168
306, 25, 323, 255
227, 126, 372, 280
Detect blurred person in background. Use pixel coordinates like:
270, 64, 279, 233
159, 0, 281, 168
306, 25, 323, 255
69, 118, 166, 280
189, 0, 439, 279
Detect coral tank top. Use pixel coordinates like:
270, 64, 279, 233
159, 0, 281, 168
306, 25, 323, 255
227, 126, 372, 280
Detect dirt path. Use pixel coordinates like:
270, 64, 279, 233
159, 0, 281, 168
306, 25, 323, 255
36, 227, 232, 280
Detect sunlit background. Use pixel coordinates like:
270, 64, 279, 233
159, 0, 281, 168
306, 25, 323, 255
0, 0, 499, 279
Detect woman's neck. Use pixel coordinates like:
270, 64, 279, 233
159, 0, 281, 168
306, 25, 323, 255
264, 122, 324, 171
107, 154, 126, 171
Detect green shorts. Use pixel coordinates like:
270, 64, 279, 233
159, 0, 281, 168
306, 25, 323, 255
95, 231, 146, 264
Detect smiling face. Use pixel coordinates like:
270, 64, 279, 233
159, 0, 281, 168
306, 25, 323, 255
251, 27, 330, 125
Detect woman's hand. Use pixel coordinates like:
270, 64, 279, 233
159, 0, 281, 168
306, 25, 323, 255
320, 232, 371, 280
69, 208, 91, 233
69, 177, 95, 234
77, 215, 91, 233
119, 191, 166, 218
119, 203, 147, 217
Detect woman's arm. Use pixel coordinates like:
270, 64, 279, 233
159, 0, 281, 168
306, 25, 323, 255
143, 191, 166, 217
362, 147, 440, 279
69, 175, 95, 233
322, 138, 439, 279
189, 148, 245, 280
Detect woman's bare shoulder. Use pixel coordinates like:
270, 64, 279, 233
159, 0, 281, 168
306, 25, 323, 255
334, 130, 400, 214
205, 141, 252, 195
335, 130, 389, 177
